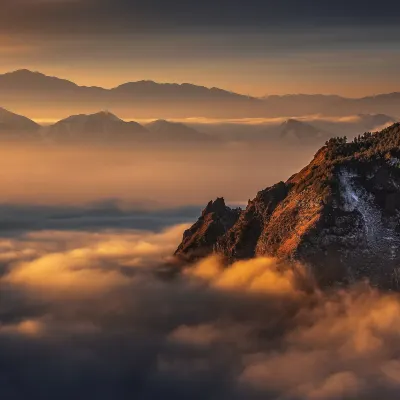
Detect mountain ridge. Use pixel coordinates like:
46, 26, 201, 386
3, 69, 400, 118
0, 70, 252, 98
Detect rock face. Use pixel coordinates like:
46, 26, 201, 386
175, 198, 241, 260
176, 123, 400, 289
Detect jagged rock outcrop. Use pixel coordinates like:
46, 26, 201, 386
174, 198, 240, 260
176, 123, 400, 289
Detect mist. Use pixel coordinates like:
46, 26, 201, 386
0, 142, 315, 207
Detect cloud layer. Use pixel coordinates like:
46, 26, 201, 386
2, 222, 400, 399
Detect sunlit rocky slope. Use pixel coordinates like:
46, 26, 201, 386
176, 123, 400, 289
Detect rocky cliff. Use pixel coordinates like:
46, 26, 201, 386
175, 197, 241, 259
176, 124, 400, 289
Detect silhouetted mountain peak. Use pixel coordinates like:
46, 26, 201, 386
0, 69, 78, 91
47, 111, 147, 143
6, 69, 43, 77
279, 118, 330, 141
203, 197, 229, 216
82, 111, 121, 122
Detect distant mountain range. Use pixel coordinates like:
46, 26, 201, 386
195, 114, 396, 145
264, 114, 397, 144
2, 69, 400, 118
0, 70, 259, 119
0, 106, 397, 145
0, 108, 212, 144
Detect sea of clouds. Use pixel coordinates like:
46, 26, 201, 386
2, 217, 400, 399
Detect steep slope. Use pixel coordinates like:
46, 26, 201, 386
0, 107, 40, 131
0, 107, 40, 139
176, 124, 400, 289
46, 111, 148, 143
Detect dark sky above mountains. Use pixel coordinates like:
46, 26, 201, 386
3, 0, 400, 32
2, 0, 400, 96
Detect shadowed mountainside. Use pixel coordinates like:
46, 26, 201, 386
176, 123, 400, 289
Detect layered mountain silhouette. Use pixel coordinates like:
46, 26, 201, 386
0, 70, 260, 119
0, 107, 213, 144
176, 123, 400, 289
46, 111, 149, 143
0, 104, 396, 149
3, 70, 400, 118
